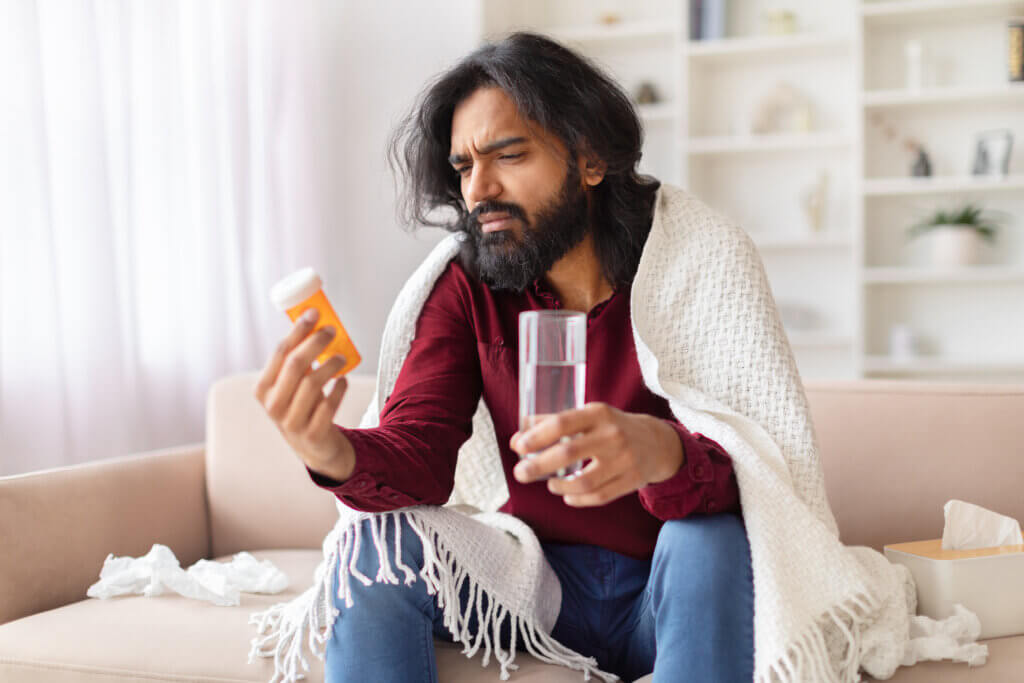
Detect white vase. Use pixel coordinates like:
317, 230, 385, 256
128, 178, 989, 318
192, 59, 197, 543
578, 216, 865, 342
927, 225, 982, 267
889, 323, 917, 360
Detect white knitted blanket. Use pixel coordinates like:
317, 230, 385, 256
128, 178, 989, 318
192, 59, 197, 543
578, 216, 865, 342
248, 183, 933, 682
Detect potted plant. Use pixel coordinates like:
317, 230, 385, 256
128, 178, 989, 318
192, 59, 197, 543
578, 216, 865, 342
906, 203, 1004, 267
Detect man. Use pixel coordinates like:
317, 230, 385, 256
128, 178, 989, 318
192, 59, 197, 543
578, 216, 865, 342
254, 32, 754, 682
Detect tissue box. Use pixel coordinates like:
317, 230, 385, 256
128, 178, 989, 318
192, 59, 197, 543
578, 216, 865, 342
884, 538, 1024, 639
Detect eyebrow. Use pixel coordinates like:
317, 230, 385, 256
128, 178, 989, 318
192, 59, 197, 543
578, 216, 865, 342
448, 136, 528, 166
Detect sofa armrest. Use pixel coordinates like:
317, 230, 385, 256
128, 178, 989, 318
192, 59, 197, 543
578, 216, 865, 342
0, 442, 209, 625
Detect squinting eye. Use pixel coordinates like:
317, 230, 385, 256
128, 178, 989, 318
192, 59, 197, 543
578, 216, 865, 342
455, 167, 471, 176
499, 153, 523, 160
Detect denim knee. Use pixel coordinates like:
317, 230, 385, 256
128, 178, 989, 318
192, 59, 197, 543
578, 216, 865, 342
326, 514, 440, 683
333, 513, 432, 613
651, 513, 751, 598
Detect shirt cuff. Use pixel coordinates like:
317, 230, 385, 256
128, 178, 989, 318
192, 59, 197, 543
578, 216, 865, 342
637, 419, 738, 520
647, 419, 716, 488
304, 428, 384, 498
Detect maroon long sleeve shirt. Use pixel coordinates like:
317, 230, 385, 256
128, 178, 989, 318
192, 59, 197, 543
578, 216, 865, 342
306, 258, 740, 560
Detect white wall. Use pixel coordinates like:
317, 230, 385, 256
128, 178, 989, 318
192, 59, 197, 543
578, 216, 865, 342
318, 0, 480, 378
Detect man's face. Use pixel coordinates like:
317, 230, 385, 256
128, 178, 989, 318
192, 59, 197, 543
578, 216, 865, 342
448, 87, 589, 292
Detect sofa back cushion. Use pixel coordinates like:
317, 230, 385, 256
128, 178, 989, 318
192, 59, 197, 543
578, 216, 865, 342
205, 371, 376, 557
208, 371, 1024, 558
805, 379, 1024, 551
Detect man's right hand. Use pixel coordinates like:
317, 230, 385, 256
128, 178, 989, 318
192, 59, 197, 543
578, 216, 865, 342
253, 308, 355, 482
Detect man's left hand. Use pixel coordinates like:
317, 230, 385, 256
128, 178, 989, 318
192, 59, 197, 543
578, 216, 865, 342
510, 402, 685, 507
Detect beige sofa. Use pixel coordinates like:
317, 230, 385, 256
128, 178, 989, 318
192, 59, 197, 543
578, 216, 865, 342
1, 371, 1022, 682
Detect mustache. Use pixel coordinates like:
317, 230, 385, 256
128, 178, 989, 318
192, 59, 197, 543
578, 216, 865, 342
468, 202, 526, 227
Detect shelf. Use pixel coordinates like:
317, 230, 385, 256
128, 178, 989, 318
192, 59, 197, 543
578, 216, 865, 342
687, 131, 851, 155
546, 20, 677, 45
686, 33, 851, 63
863, 175, 1024, 196
863, 83, 1024, 109
864, 265, 1024, 283
637, 102, 675, 122
863, 356, 1024, 373
787, 331, 855, 347
861, 0, 1024, 25
753, 234, 853, 249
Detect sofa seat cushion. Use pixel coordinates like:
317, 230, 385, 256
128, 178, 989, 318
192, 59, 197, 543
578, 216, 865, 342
865, 633, 1024, 682
0, 549, 591, 682
1, 548, 1018, 682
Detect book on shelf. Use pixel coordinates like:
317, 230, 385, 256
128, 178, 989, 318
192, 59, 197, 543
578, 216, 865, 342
691, 0, 727, 42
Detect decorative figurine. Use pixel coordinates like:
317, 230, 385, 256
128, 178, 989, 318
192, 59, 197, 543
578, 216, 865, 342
800, 170, 829, 233
751, 82, 816, 134
908, 141, 933, 177
634, 81, 661, 105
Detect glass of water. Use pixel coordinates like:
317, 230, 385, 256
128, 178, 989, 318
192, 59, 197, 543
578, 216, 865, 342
518, 310, 587, 480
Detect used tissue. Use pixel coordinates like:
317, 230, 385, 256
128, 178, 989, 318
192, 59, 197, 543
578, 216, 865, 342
901, 603, 989, 668
941, 499, 1024, 550
86, 543, 289, 607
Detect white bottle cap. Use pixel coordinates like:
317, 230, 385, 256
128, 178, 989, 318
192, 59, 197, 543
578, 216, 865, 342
270, 267, 322, 311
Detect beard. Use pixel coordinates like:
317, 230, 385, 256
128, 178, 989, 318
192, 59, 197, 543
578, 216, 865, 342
457, 166, 590, 293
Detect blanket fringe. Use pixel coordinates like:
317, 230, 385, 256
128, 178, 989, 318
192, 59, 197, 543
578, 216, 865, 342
247, 510, 619, 683
757, 587, 882, 683
245, 552, 340, 683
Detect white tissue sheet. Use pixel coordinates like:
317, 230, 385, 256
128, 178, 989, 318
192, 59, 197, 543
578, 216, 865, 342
942, 499, 1024, 550
901, 603, 989, 668
86, 544, 289, 606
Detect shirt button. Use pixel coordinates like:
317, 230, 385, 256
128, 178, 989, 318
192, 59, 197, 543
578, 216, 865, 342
692, 464, 707, 479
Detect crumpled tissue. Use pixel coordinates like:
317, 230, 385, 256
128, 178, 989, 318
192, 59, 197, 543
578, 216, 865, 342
942, 499, 1024, 550
86, 543, 289, 607
901, 603, 989, 667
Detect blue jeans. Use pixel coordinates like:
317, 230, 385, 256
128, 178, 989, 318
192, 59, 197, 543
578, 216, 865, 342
325, 511, 754, 683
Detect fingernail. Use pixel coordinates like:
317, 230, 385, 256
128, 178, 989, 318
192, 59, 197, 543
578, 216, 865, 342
515, 463, 532, 482
303, 309, 319, 323
323, 326, 336, 337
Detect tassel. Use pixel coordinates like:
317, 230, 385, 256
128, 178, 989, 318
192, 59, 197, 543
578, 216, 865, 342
346, 519, 372, 588
392, 513, 418, 585
370, 514, 399, 585
755, 588, 883, 683
249, 509, 622, 683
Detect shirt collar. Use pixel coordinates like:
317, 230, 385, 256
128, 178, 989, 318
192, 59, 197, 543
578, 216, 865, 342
529, 276, 622, 317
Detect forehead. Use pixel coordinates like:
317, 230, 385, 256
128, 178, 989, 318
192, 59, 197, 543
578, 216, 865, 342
449, 87, 551, 155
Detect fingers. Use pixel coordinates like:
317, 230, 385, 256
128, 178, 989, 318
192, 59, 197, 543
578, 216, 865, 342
307, 373, 348, 438
514, 423, 617, 483
547, 452, 631, 499
282, 354, 347, 434
559, 471, 637, 508
254, 309, 321, 403
261, 325, 337, 422
513, 402, 610, 454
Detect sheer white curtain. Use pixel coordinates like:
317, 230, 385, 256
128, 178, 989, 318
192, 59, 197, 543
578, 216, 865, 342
0, 0, 338, 476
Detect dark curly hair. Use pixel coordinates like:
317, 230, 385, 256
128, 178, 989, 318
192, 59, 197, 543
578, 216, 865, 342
386, 31, 661, 290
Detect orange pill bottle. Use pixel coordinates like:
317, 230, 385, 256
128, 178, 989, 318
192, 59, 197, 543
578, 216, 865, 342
270, 267, 361, 378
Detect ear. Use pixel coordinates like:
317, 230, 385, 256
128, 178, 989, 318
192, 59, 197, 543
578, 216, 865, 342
575, 142, 607, 188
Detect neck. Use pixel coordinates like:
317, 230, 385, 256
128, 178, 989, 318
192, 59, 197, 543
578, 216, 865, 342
542, 232, 614, 314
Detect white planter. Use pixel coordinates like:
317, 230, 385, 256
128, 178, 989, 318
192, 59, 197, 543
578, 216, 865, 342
925, 224, 983, 267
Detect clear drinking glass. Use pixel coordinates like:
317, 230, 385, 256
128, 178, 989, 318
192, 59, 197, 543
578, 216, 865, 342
518, 310, 587, 480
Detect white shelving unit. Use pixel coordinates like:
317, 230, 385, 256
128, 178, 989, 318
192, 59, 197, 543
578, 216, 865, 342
477, 0, 1024, 382
863, 174, 1024, 196
858, 0, 1024, 383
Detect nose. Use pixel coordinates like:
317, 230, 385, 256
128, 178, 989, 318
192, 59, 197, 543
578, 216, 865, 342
463, 163, 502, 209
